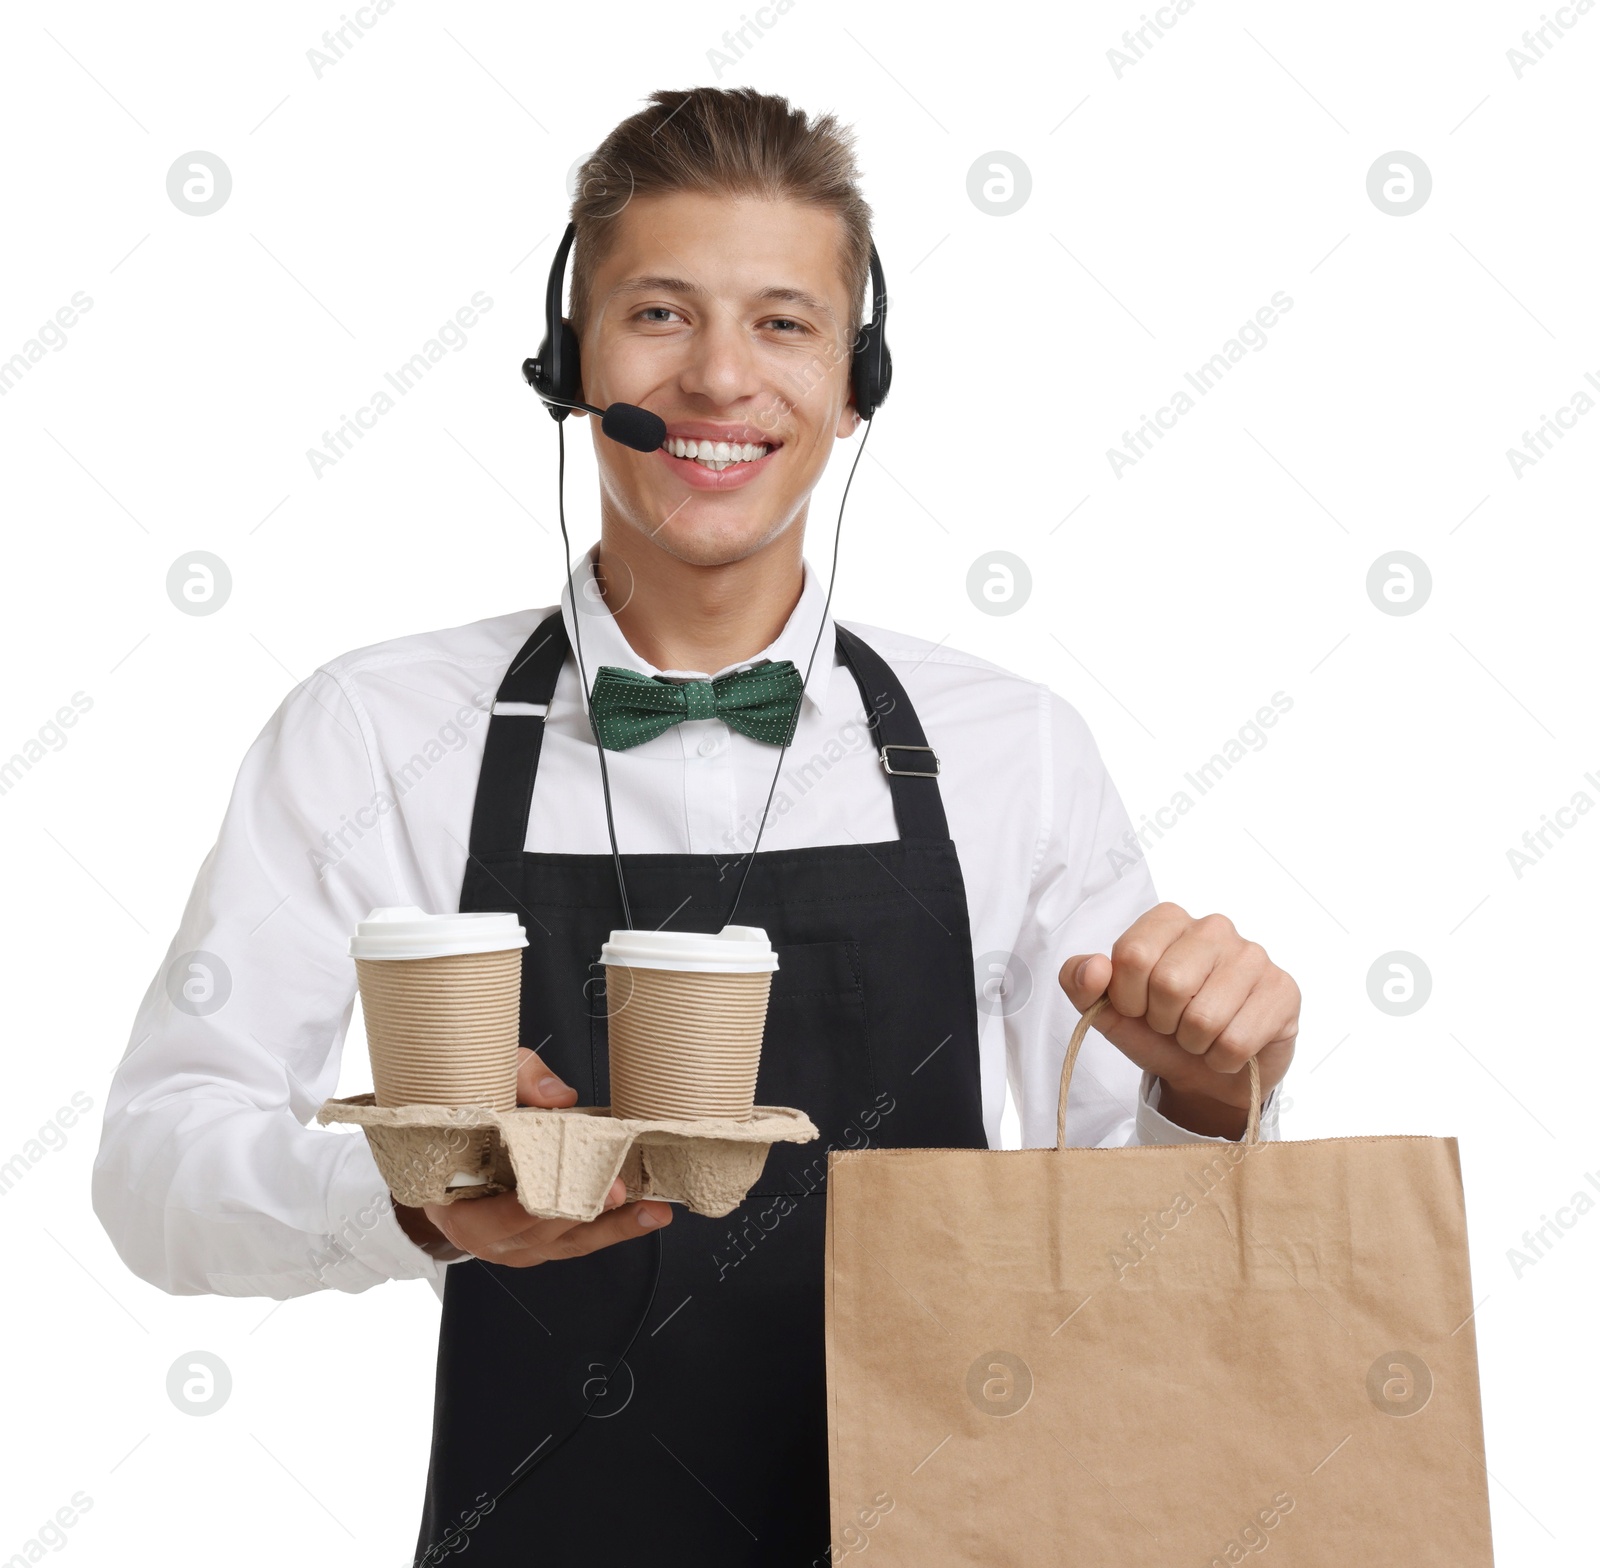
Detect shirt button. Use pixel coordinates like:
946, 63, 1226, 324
698, 735, 722, 757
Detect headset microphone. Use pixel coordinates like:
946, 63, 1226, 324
518, 363, 666, 453
596, 402, 666, 453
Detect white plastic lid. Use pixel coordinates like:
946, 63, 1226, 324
599, 924, 778, 974
348, 906, 528, 961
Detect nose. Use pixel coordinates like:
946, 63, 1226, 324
677, 307, 764, 408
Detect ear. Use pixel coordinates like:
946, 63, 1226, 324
834, 395, 862, 439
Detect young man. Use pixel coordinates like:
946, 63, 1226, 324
95, 88, 1298, 1563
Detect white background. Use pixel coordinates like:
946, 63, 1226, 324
2, 0, 1594, 1560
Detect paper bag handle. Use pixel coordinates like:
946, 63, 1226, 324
1057, 992, 1261, 1150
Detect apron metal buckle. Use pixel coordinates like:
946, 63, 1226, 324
879, 744, 940, 778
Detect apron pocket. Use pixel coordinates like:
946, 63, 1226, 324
748, 939, 881, 1195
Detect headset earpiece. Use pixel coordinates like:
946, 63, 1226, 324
849, 244, 892, 420
526, 225, 583, 420
850, 320, 891, 420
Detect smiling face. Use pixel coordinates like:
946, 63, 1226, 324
574, 190, 862, 568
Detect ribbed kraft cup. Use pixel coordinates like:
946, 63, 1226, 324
605, 965, 771, 1121
356, 950, 521, 1112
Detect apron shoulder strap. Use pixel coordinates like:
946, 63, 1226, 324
467, 609, 569, 861
833, 623, 949, 841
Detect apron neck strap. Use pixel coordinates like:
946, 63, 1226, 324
466, 611, 950, 862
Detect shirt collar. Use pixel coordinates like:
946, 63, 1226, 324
558, 543, 837, 721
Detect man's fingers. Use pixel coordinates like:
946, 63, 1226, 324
515, 1046, 579, 1107
1168, 947, 1260, 1056
534, 1200, 673, 1260
429, 1177, 626, 1251
1145, 924, 1229, 1040
494, 1200, 674, 1267
427, 1180, 678, 1266
1200, 966, 1297, 1075
1106, 902, 1193, 1020
1058, 953, 1111, 1009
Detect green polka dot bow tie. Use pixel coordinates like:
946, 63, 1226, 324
587, 660, 804, 751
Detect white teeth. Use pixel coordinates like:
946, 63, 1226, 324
669, 438, 770, 469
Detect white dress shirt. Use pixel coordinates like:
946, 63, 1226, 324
92, 544, 1278, 1302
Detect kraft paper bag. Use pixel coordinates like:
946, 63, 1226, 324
824, 996, 1495, 1564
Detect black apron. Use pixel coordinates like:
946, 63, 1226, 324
413, 611, 988, 1565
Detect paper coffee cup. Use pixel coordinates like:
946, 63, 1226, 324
600, 925, 778, 1121
350, 907, 528, 1186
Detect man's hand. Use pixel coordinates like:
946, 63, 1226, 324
1058, 903, 1298, 1140
392, 1047, 673, 1265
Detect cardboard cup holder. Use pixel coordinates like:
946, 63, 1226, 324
317, 1096, 820, 1222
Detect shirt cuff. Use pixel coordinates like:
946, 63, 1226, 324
315, 1140, 457, 1294
1136, 1070, 1282, 1146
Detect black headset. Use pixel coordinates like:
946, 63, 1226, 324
522, 220, 892, 430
